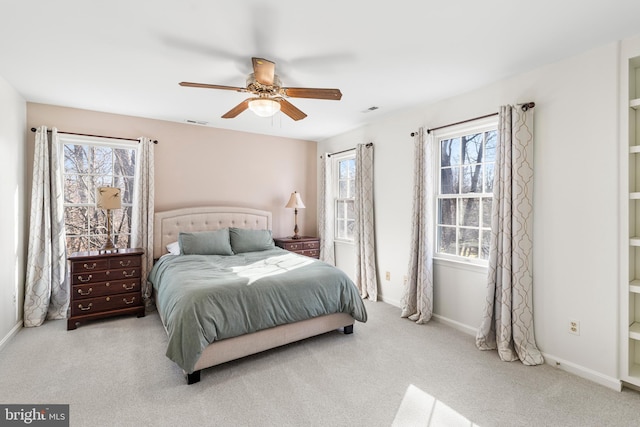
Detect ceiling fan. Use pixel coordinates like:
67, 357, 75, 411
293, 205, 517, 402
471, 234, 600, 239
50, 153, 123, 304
179, 57, 342, 121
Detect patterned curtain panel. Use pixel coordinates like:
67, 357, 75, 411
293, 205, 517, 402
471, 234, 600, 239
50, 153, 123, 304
401, 128, 434, 324
476, 105, 544, 365
318, 153, 335, 265
131, 137, 155, 311
24, 127, 69, 327
354, 143, 378, 300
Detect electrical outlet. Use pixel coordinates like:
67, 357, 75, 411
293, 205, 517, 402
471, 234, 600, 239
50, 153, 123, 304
569, 319, 580, 336
385, 271, 390, 281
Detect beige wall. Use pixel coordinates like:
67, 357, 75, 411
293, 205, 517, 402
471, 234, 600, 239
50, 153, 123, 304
27, 103, 318, 239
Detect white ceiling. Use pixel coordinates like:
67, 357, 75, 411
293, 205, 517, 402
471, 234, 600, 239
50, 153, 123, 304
2, 0, 640, 141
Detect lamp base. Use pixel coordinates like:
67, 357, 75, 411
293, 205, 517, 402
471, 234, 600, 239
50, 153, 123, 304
101, 208, 117, 252
292, 218, 300, 239
100, 238, 118, 253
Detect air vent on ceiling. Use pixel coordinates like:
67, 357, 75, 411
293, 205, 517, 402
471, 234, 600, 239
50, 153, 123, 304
185, 119, 209, 125
362, 106, 379, 113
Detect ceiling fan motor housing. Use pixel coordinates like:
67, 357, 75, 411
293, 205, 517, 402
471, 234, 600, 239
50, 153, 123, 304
247, 73, 282, 98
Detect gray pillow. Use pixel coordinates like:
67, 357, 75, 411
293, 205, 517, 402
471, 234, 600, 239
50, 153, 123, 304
229, 228, 275, 253
178, 229, 233, 256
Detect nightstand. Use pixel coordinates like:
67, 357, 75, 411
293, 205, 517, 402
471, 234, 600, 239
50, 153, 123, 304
274, 236, 320, 259
67, 248, 145, 330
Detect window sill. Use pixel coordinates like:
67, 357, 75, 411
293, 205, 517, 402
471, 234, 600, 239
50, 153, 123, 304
433, 256, 488, 274
334, 239, 355, 246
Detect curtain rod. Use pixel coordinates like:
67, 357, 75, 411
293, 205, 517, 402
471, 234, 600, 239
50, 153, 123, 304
324, 142, 373, 158
30, 127, 158, 144
410, 102, 535, 137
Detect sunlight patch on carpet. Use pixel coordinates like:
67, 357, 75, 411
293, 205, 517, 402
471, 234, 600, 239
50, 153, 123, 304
392, 384, 480, 427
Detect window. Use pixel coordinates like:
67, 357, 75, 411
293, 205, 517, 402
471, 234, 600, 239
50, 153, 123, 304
334, 153, 356, 241
436, 123, 497, 262
62, 136, 137, 253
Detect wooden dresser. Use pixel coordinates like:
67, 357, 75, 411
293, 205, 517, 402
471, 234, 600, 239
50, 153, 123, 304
67, 248, 145, 330
273, 237, 320, 259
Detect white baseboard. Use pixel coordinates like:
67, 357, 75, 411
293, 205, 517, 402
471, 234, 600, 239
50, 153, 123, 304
541, 352, 622, 392
432, 314, 478, 336
378, 295, 401, 308
0, 321, 22, 352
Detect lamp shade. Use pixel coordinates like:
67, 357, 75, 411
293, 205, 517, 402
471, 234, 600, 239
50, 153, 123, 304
249, 98, 281, 117
96, 187, 122, 210
285, 191, 305, 209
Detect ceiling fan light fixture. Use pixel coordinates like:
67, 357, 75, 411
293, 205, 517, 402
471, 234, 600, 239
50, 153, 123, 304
248, 98, 281, 117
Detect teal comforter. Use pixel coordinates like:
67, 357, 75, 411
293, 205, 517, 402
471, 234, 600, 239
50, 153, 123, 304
149, 248, 367, 373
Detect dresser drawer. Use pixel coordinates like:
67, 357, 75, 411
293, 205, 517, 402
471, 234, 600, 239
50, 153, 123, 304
303, 241, 319, 250
71, 292, 142, 316
71, 259, 109, 273
72, 271, 110, 285
108, 268, 141, 280
73, 278, 141, 299
280, 242, 303, 251
300, 249, 320, 258
109, 256, 141, 269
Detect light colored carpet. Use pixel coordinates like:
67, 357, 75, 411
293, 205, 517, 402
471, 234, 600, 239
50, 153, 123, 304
0, 300, 638, 427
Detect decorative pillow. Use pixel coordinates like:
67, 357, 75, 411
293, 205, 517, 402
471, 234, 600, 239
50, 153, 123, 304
229, 228, 275, 253
166, 241, 181, 255
178, 229, 234, 256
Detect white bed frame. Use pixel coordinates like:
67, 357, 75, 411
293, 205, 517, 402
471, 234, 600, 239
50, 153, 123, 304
153, 206, 355, 384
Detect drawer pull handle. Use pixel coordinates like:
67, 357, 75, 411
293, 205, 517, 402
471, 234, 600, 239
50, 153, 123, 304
78, 303, 93, 311
122, 283, 135, 291
83, 262, 97, 270
105, 282, 110, 287
78, 275, 92, 283
77, 287, 92, 296
119, 260, 132, 267
123, 297, 136, 305
122, 270, 136, 278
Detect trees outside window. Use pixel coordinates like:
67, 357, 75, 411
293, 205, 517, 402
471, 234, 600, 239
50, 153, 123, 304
62, 137, 136, 253
334, 153, 356, 241
437, 127, 496, 261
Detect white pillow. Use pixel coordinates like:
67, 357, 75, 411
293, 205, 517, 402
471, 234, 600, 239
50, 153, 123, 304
166, 241, 181, 255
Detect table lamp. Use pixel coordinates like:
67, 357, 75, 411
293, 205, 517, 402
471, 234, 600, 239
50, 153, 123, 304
97, 186, 122, 251
285, 191, 305, 239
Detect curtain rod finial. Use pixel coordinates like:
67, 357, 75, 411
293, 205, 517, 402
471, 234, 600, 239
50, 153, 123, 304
522, 102, 535, 111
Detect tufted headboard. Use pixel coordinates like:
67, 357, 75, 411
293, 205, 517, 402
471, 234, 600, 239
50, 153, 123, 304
153, 206, 273, 259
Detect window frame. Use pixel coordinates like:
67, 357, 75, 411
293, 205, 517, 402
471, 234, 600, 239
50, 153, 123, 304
60, 134, 138, 254
332, 151, 356, 243
433, 117, 497, 266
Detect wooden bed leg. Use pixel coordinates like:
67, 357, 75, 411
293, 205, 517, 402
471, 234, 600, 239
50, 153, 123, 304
187, 370, 201, 385
343, 325, 354, 334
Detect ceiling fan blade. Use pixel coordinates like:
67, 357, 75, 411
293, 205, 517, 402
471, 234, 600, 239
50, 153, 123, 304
221, 99, 251, 119
282, 87, 342, 100
252, 57, 276, 86
279, 99, 307, 121
179, 82, 247, 93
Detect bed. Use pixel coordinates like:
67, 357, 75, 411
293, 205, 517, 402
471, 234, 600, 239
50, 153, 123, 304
149, 206, 367, 384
